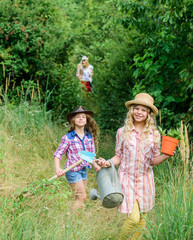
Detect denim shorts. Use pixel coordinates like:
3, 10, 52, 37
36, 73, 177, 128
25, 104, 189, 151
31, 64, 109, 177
65, 167, 87, 183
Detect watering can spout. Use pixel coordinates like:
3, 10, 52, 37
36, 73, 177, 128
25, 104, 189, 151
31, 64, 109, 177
90, 189, 101, 200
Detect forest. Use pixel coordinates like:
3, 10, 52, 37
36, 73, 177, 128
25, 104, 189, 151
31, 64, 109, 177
0, 0, 192, 239
0, 0, 192, 134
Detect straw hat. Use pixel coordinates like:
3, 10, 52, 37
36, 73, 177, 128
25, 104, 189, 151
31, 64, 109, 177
125, 93, 158, 115
67, 106, 93, 123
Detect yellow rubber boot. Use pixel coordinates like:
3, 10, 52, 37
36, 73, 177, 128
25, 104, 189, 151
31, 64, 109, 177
120, 201, 141, 240
132, 214, 146, 240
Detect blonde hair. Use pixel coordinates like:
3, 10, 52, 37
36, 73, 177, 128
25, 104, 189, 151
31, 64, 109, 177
123, 104, 159, 142
81, 59, 90, 68
68, 114, 100, 153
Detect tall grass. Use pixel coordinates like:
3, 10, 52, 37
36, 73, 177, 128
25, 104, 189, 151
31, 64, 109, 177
0, 101, 192, 239
144, 170, 192, 240
143, 122, 193, 240
0, 100, 60, 190
0, 100, 123, 239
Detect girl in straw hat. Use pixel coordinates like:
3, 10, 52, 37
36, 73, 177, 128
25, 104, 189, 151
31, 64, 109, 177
53, 106, 100, 211
98, 93, 171, 240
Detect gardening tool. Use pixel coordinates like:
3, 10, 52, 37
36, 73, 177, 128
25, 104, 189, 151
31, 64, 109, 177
48, 151, 96, 181
90, 159, 124, 209
48, 159, 84, 181
78, 150, 99, 163
23, 152, 94, 197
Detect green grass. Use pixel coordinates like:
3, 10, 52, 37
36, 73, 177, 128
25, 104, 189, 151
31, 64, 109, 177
144, 172, 193, 240
0, 101, 192, 239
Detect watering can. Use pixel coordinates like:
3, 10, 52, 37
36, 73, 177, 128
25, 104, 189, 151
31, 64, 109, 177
78, 151, 124, 208
90, 159, 124, 209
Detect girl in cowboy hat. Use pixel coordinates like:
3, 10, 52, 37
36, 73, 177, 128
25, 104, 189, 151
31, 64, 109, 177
53, 106, 100, 211
98, 93, 171, 240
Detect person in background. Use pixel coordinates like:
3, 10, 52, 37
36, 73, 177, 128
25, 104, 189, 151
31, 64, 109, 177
98, 93, 172, 240
53, 106, 100, 211
79, 56, 94, 92
76, 61, 82, 81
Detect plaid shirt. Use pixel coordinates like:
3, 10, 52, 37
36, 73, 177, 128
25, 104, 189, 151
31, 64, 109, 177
53, 130, 95, 172
115, 127, 160, 214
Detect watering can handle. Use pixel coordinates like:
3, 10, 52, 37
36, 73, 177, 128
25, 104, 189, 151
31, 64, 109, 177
108, 159, 117, 186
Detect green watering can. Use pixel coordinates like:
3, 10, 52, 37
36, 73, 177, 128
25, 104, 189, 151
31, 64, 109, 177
90, 159, 124, 209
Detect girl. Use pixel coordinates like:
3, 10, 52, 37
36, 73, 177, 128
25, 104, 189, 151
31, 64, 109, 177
53, 106, 100, 211
98, 93, 171, 240
79, 56, 94, 92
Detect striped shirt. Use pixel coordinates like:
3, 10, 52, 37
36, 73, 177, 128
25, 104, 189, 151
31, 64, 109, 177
115, 126, 160, 214
53, 130, 95, 172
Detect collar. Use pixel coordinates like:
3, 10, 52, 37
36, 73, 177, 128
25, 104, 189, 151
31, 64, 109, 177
131, 125, 136, 131
71, 129, 91, 138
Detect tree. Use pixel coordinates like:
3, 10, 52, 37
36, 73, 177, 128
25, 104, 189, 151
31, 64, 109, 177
117, 0, 193, 132
0, 0, 84, 114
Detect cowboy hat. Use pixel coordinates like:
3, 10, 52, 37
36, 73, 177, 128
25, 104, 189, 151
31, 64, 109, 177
125, 93, 158, 115
67, 106, 93, 123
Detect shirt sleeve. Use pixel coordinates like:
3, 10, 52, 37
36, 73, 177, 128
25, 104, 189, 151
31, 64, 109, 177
153, 130, 161, 157
115, 128, 123, 157
89, 65, 93, 71
91, 137, 96, 153
53, 135, 70, 160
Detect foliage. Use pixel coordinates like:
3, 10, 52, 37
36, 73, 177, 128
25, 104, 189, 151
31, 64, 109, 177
116, 0, 193, 134
144, 176, 193, 240
0, 0, 67, 81
73, 1, 143, 130
158, 126, 181, 140
167, 128, 181, 140
0, 0, 192, 139
0, 0, 85, 117
93, 35, 139, 130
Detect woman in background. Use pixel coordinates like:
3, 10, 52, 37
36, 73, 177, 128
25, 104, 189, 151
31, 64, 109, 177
79, 56, 94, 92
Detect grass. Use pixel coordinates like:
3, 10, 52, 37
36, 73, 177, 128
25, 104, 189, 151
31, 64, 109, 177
0, 100, 192, 239
144, 168, 193, 240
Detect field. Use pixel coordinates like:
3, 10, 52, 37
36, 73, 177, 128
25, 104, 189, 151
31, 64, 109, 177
0, 102, 192, 240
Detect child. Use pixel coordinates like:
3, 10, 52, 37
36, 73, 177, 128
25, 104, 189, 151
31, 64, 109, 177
53, 106, 100, 211
98, 93, 171, 240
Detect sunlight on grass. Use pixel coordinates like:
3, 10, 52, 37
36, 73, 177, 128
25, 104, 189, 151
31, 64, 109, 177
0, 101, 192, 239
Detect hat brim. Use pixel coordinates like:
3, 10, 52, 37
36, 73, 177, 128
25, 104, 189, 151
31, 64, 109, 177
67, 110, 93, 123
125, 100, 158, 115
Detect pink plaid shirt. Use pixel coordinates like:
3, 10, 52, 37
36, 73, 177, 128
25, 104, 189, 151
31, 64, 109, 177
53, 130, 95, 172
115, 127, 160, 214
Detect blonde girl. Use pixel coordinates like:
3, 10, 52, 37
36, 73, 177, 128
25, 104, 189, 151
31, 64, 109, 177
98, 93, 171, 240
79, 56, 94, 92
53, 106, 100, 211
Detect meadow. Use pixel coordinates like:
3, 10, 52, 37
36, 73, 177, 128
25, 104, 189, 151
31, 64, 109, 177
0, 101, 192, 240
